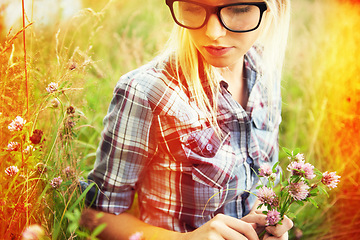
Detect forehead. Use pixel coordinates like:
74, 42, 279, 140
188, 0, 265, 5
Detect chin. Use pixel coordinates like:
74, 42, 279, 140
201, 53, 241, 69
206, 59, 236, 69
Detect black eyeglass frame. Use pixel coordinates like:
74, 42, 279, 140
165, 0, 268, 33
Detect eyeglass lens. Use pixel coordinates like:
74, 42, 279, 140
172, 1, 261, 31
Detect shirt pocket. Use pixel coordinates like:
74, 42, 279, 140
182, 127, 237, 190
252, 106, 279, 131
250, 107, 281, 163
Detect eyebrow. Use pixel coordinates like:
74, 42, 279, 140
189, 0, 264, 6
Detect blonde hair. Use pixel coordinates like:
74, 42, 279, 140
159, 0, 291, 136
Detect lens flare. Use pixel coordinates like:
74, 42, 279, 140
312, 0, 360, 238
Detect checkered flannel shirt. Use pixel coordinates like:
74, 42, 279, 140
87, 46, 282, 232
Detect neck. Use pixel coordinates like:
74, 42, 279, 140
217, 56, 244, 84
217, 56, 248, 108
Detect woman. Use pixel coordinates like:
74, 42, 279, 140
82, 0, 293, 239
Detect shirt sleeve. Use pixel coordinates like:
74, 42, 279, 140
86, 77, 155, 215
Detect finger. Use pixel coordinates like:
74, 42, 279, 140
250, 223, 257, 229
265, 216, 293, 237
225, 218, 259, 240
213, 221, 250, 240
242, 212, 267, 227
214, 214, 259, 240
263, 231, 288, 240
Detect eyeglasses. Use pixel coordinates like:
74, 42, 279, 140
165, 0, 268, 33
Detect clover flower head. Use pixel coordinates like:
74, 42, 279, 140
8, 116, 26, 131
259, 164, 273, 177
257, 186, 277, 206
129, 232, 144, 240
51, 98, 60, 108
322, 171, 341, 189
63, 166, 75, 178
22, 224, 45, 240
266, 209, 281, 226
7, 142, 21, 152
302, 162, 316, 179
295, 153, 305, 162
287, 161, 316, 180
46, 82, 58, 93
287, 160, 304, 174
269, 173, 277, 183
50, 176, 63, 188
23, 145, 34, 154
66, 106, 75, 115
288, 181, 310, 201
65, 118, 76, 129
5, 166, 19, 177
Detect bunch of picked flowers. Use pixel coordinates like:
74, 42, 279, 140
256, 148, 341, 227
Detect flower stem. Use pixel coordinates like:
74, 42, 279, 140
259, 230, 266, 239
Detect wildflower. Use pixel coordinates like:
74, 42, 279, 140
69, 62, 77, 70
51, 98, 60, 108
65, 118, 76, 128
50, 176, 63, 188
287, 161, 316, 180
66, 106, 75, 115
8, 116, 26, 131
266, 209, 281, 226
63, 166, 75, 178
294, 153, 305, 162
23, 145, 34, 154
46, 82, 58, 93
259, 164, 273, 177
129, 232, 144, 240
257, 186, 277, 206
321, 171, 341, 189
302, 163, 316, 179
22, 224, 45, 240
7, 142, 21, 152
30, 129, 44, 144
268, 173, 277, 183
5, 166, 19, 177
288, 181, 310, 201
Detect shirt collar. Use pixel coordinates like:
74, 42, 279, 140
219, 46, 261, 93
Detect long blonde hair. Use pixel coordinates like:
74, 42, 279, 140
159, 0, 291, 135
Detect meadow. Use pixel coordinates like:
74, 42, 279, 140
0, 0, 359, 239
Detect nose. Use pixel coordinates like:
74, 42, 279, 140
205, 14, 227, 40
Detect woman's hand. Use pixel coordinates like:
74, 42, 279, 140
241, 211, 293, 240
182, 213, 259, 240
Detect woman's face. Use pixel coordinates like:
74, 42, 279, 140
186, 0, 267, 69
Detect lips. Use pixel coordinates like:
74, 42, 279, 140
204, 46, 233, 57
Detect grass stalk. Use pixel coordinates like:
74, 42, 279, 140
21, 0, 29, 118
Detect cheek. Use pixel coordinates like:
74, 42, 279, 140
232, 31, 261, 50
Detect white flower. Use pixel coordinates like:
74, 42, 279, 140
8, 116, 26, 131
46, 82, 58, 93
22, 224, 45, 240
50, 176, 63, 188
5, 166, 19, 177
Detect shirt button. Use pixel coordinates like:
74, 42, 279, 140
246, 157, 253, 164
206, 144, 213, 152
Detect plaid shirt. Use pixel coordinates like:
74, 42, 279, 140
87, 46, 282, 232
